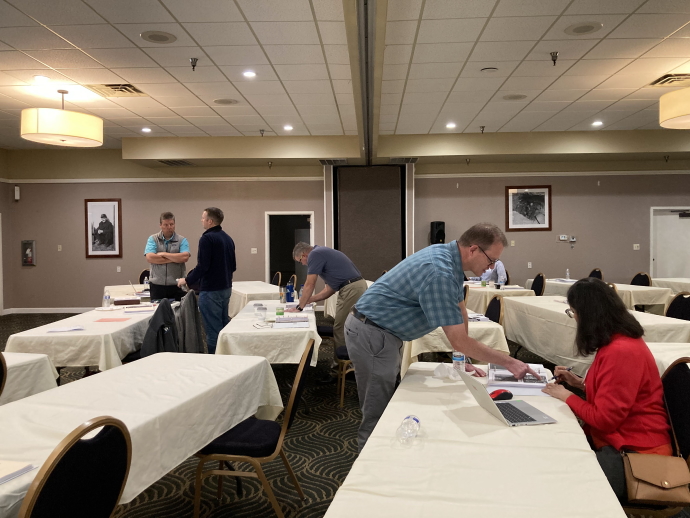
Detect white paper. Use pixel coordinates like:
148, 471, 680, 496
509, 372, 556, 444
275, 316, 308, 323
272, 322, 310, 329
488, 363, 548, 387
0, 461, 36, 485
46, 325, 85, 333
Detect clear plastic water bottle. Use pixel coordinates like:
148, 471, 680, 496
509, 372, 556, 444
566, 269, 570, 280
144, 276, 150, 290
396, 415, 420, 444
452, 350, 466, 372
299, 284, 304, 299
102, 289, 111, 308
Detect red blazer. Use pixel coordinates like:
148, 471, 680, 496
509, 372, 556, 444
566, 334, 671, 451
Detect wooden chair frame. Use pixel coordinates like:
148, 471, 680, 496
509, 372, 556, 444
336, 357, 355, 409
485, 295, 504, 326
270, 272, 282, 286
192, 339, 314, 518
0, 352, 7, 400
665, 291, 690, 319
19, 416, 132, 518
606, 282, 618, 293
287, 274, 297, 288
532, 273, 546, 296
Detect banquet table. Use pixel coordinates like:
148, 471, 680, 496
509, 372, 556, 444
323, 280, 374, 318
0, 353, 58, 406
646, 343, 690, 376
324, 362, 625, 518
228, 281, 281, 318
0, 353, 282, 518
216, 299, 321, 366
465, 281, 534, 313
4, 307, 159, 371
653, 278, 690, 294
503, 296, 690, 376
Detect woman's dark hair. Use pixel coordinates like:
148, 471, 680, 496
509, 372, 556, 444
567, 277, 644, 356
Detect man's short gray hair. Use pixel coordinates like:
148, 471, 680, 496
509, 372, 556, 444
458, 223, 508, 249
292, 242, 313, 259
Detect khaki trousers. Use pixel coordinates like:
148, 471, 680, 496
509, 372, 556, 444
332, 279, 368, 357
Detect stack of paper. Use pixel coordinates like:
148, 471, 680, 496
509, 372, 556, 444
47, 325, 85, 333
487, 363, 549, 396
275, 316, 308, 323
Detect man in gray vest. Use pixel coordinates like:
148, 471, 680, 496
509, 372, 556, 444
144, 211, 191, 301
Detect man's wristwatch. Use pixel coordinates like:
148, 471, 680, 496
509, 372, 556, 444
296, 305, 303, 311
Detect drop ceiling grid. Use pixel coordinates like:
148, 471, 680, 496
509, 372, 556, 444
382, 0, 690, 136
0, 0, 353, 148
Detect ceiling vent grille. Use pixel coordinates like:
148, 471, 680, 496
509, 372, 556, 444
319, 159, 348, 166
86, 84, 148, 97
649, 74, 690, 87
158, 159, 194, 167
389, 157, 418, 164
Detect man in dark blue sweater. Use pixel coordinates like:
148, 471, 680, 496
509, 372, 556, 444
177, 207, 236, 354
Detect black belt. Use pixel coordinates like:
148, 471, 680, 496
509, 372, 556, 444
339, 276, 363, 291
350, 307, 385, 331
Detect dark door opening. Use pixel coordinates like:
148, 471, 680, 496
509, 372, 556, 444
268, 214, 311, 287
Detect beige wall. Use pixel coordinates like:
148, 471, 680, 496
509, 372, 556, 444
414, 174, 690, 286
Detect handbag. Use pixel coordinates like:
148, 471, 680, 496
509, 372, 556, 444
621, 394, 690, 506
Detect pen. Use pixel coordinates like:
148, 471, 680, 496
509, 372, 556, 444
549, 366, 572, 382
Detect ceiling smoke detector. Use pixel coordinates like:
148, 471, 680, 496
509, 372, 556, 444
502, 94, 527, 101
140, 31, 177, 44
213, 98, 239, 105
564, 21, 603, 36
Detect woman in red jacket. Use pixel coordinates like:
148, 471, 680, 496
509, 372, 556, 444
542, 277, 672, 502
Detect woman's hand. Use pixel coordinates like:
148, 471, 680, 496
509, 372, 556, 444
553, 366, 585, 389
542, 382, 573, 402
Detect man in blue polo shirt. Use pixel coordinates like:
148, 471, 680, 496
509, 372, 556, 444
144, 211, 191, 301
346, 222, 541, 450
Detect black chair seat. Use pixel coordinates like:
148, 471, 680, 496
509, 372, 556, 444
335, 345, 350, 361
199, 417, 281, 458
121, 350, 141, 363
317, 325, 334, 337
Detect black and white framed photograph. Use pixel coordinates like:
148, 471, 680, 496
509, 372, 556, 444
85, 198, 122, 258
505, 186, 552, 232
21, 240, 36, 266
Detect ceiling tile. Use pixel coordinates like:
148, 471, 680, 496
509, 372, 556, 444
332, 79, 353, 93
235, 81, 287, 95
644, 39, 690, 58
627, 86, 682, 99
579, 88, 636, 101
385, 21, 417, 45
183, 81, 240, 97
522, 100, 571, 112
184, 115, 229, 125
495, 0, 571, 16
408, 62, 462, 79
111, 67, 175, 83
237, 0, 313, 22
500, 76, 553, 90
584, 39, 660, 59
460, 61, 519, 77
469, 41, 535, 62
0, 41, 11, 51
399, 102, 444, 114
417, 19, 486, 44
447, 89, 495, 103
637, 0, 690, 14
336, 92, 354, 105
481, 16, 556, 42
88, 48, 158, 68
379, 114, 398, 124
282, 80, 332, 94
201, 125, 243, 135
264, 45, 324, 64
324, 45, 350, 65
381, 92, 403, 105
382, 80, 405, 94
161, 0, 244, 22
482, 100, 529, 116
318, 21, 348, 45
274, 64, 329, 80
242, 93, 294, 106
618, 57, 688, 77
564, 0, 645, 14
152, 95, 206, 108
253, 105, 297, 116
307, 124, 343, 135
88, 107, 134, 118
526, 39, 599, 62
312, 0, 344, 21
115, 23, 197, 47
301, 113, 339, 125
387, 0, 423, 21
379, 122, 396, 131
608, 14, 688, 38
412, 42, 473, 63
0, 72, 26, 86
669, 60, 690, 73
2, 69, 71, 84
59, 68, 126, 83
219, 65, 279, 81
606, 98, 656, 111
534, 111, 597, 130
0, 2, 38, 27
564, 58, 632, 76
204, 46, 269, 66
165, 126, 208, 135
405, 78, 455, 92
536, 89, 588, 101
327, 64, 351, 79
512, 60, 577, 76
403, 91, 448, 104
25, 50, 104, 69
383, 63, 409, 80
595, 73, 655, 89
84, 0, 175, 23
542, 15, 626, 40
183, 22, 258, 46
562, 99, 614, 111
52, 24, 134, 49
143, 46, 206, 67
165, 66, 226, 83
384, 45, 413, 65
12, 0, 106, 24
251, 22, 319, 45
0, 27, 72, 50
135, 83, 188, 96
549, 74, 607, 89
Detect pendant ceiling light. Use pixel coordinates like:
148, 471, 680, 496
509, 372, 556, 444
20, 89, 103, 147
659, 88, 690, 129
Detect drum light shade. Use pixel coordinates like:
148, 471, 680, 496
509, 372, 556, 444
659, 88, 690, 129
20, 107, 103, 147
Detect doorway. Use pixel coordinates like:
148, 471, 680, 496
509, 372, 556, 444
265, 212, 314, 287
650, 207, 690, 277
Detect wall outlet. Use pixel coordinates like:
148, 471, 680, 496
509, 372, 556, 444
559, 235, 568, 241
251, 248, 258, 254
57, 245, 62, 251
570, 236, 577, 242
116, 266, 121, 272
510, 240, 515, 247
527, 262, 532, 269
633, 244, 640, 250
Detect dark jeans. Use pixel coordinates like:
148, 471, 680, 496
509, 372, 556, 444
594, 445, 628, 503
198, 288, 231, 354
150, 283, 187, 302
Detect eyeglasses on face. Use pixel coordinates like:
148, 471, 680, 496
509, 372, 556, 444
565, 308, 575, 318
476, 245, 497, 266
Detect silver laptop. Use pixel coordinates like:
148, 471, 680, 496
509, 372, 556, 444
458, 369, 556, 427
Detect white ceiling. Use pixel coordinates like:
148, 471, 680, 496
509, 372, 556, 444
380, 0, 690, 135
0, 0, 356, 149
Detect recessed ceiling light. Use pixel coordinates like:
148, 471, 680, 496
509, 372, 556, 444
243, 70, 256, 78
592, 121, 603, 126
502, 94, 528, 101
564, 21, 603, 36
140, 31, 177, 44
213, 98, 239, 105
141, 127, 152, 133
446, 122, 456, 129
284, 125, 293, 131
480, 67, 498, 73
33, 75, 50, 84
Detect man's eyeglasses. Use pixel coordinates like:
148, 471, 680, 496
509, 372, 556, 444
565, 308, 574, 318
476, 245, 497, 267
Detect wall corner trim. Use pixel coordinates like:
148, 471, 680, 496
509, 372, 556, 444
0, 176, 323, 184
414, 170, 690, 179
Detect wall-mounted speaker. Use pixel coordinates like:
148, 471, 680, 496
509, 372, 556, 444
430, 221, 445, 244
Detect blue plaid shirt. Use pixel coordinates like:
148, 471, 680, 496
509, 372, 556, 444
355, 241, 465, 341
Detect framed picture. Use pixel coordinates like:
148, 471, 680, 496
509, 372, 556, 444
21, 240, 36, 266
505, 186, 552, 232
85, 199, 122, 258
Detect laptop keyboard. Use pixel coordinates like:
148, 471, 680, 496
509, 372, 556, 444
496, 403, 536, 423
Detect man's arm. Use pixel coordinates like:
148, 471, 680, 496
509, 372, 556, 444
460, 299, 469, 335
146, 253, 172, 264
306, 283, 336, 303
159, 252, 191, 263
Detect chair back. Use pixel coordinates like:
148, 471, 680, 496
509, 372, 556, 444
463, 284, 469, 303
504, 270, 511, 285
288, 274, 297, 287
138, 269, 150, 284
485, 295, 503, 325
666, 292, 690, 321
463, 274, 468, 282
661, 358, 690, 460
0, 352, 7, 400
606, 282, 618, 293
19, 416, 132, 518
531, 273, 545, 296
283, 340, 315, 434
588, 268, 603, 280
630, 272, 651, 286
270, 271, 281, 286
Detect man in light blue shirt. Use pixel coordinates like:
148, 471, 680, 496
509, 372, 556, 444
469, 259, 507, 284
144, 211, 190, 301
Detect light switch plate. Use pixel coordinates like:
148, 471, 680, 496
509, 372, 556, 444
633, 244, 640, 250
527, 262, 532, 269
116, 266, 121, 272
251, 248, 258, 254
559, 235, 568, 241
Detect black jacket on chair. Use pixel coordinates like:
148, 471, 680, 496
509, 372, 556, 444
140, 299, 179, 357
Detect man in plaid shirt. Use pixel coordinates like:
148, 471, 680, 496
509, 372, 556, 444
346, 223, 541, 450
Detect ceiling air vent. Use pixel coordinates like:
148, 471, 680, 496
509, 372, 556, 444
86, 84, 148, 97
319, 159, 348, 166
389, 157, 418, 164
158, 160, 194, 167
649, 74, 690, 87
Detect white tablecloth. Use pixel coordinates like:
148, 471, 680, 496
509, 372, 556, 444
0, 353, 58, 406
0, 353, 282, 518
646, 343, 690, 376
229, 281, 281, 318
503, 296, 690, 376
324, 363, 625, 518
217, 299, 321, 366
653, 278, 690, 294
5, 308, 156, 371
104, 284, 146, 298
526, 278, 576, 296
323, 280, 374, 318
465, 282, 534, 313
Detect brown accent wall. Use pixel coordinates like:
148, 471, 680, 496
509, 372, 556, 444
414, 174, 690, 285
